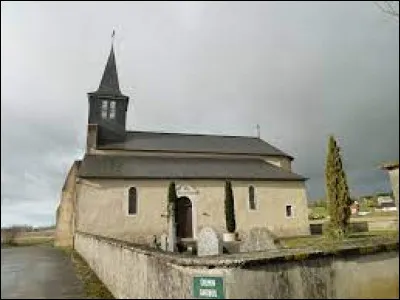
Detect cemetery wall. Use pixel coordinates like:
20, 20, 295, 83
75, 231, 399, 299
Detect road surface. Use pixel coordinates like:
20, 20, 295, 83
1, 246, 85, 299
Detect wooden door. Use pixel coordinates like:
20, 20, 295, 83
176, 197, 193, 238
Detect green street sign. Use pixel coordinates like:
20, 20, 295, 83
193, 276, 224, 299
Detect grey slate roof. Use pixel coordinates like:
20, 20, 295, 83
98, 131, 294, 159
93, 45, 124, 96
78, 155, 306, 181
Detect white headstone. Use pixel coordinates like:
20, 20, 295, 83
160, 233, 168, 251
197, 227, 222, 257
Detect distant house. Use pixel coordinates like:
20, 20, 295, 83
375, 201, 397, 212
375, 195, 397, 212
377, 195, 395, 206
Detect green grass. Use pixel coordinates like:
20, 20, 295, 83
61, 248, 114, 299
353, 210, 398, 218
308, 206, 329, 220
309, 203, 398, 220
279, 230, 399, 250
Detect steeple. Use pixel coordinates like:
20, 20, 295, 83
87, 33, 130, 145
95, 45, 122, 96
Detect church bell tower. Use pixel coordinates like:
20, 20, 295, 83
87, 41, 129, 145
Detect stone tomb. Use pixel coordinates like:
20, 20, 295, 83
197, 227, 222, 257
239, 227, 277, 253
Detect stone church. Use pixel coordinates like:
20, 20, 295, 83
55, 45, 310, 248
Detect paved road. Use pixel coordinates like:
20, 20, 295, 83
1, 246, 85, 299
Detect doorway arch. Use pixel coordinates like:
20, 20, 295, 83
175, 196, 193, 239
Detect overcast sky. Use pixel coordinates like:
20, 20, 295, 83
1, 1, 399, 227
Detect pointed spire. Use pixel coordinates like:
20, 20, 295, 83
96, 34, 121, 96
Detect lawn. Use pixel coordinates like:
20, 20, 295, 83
308, 206, 329, 220
279, 230, 399, 250
309, 205, 397, 220
352, 210, 398, 218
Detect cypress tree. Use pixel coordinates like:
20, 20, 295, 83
225, 181, 236, 233
325, 135, 352, 238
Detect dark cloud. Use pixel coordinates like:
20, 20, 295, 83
1, 2, 398, 226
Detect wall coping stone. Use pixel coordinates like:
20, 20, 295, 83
76, 231, 399, 269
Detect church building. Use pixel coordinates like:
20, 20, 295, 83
55, 45, 310, 248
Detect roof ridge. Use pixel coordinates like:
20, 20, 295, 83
85, 154, 265, 161
126, 130, 260, 139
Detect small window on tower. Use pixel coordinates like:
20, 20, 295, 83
101, 100, 108, 119
109, 101, 116, 119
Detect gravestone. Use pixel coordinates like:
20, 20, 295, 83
239, 227, 277, 253
160, 233, 168, 251
197, 227, 222, 257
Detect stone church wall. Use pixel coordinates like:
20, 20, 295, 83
75, 179, 309, 244
54, 161, 80, 247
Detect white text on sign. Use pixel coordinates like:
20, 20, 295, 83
200, 279, 216, 287
199, 289, 218, 298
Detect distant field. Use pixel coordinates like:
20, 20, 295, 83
2, 230, 54, 246
15, 229, 54, 238
12, 235, 54, 245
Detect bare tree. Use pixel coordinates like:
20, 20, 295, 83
374, 1, 399, 20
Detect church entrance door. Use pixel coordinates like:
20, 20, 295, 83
176, 196, 193, 239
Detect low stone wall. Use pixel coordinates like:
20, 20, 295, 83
75, 231, 399, 299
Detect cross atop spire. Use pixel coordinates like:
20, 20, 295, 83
95, 34, 122, 96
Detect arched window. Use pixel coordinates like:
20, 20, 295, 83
128, 187, 137, 215
249, 185, 256, 210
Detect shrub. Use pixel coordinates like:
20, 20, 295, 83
224, 181, 236, 233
